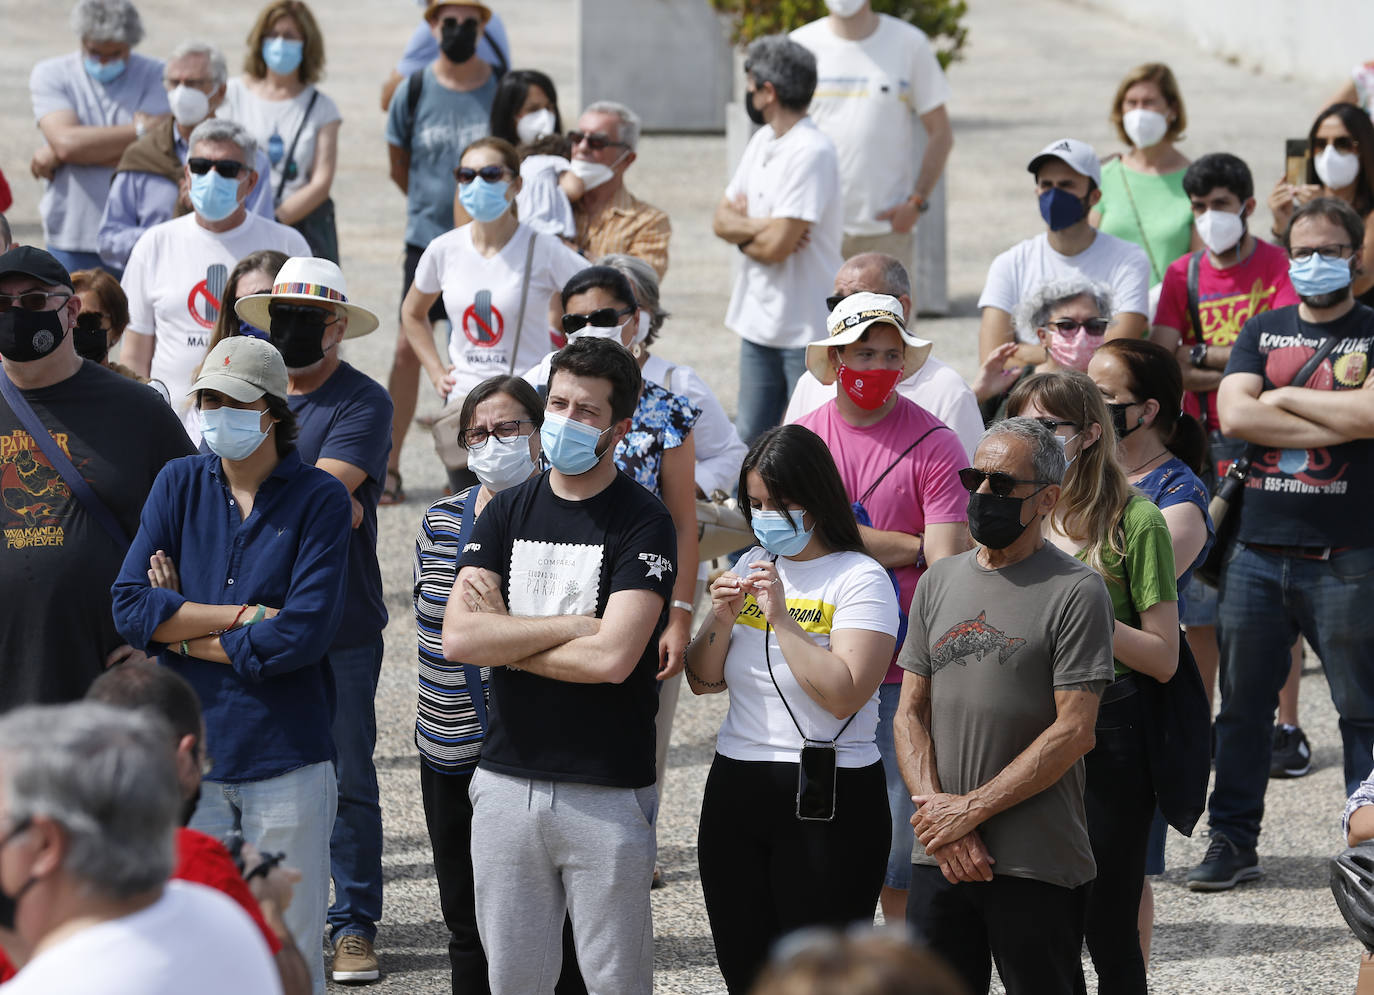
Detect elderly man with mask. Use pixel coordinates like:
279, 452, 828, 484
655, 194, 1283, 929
97, 40, 275, 273
119, 118, 309, 443
28, 0, 169, 276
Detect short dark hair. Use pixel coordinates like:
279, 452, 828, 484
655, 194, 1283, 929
1183, 152, 1253, 202
265, 393, 298, 458
739, 425, 865, 556
560, 265, 638, 312
547, 336, 642, 425
489, 69, 561, 146
1284, 195, 1365, 254
457, 375, 545, 450
86, 660, 202, 745
1307, 102, 1374, 217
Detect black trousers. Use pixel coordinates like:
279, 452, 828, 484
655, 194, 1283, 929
697, 753, 888, 994
907, 865, 1089, 995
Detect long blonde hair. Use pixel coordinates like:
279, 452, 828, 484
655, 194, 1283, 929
1007, 370, 1133, 584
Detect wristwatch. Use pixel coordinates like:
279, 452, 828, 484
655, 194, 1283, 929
1189, 343, 1209, 368
910, 194, 931, 214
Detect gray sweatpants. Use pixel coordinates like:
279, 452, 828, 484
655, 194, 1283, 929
469, 767, 658, 994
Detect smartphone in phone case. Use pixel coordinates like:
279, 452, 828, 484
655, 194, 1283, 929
797, 741, 838, 822
1286, 139, 1310, 187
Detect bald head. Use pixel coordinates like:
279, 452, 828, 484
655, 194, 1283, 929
833, 253, 912, 322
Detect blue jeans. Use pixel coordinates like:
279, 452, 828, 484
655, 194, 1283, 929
191, 761, 338, 995
1211, 544, 1374, 849
875, 681, 916, 890
328, 637, 385, 942
45, 247, 118, 280
734, 339, 807, 446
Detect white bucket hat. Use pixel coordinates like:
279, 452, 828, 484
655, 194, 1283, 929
235, 257, 379, 339
804, 292, 932, 385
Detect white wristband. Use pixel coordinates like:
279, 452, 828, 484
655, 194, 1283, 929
672, 599, 694, 615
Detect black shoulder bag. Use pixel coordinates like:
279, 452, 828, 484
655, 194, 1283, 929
278, 88, 339, 262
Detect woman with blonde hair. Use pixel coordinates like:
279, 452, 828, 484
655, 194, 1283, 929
1006, 370, 1178, 994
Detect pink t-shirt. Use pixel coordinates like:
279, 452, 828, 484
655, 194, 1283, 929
796, 397, 968, 683
1154, 240, 1299, 430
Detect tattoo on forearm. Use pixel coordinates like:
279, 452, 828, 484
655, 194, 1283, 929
708, 631, 716, 645
684, 659, 725, 689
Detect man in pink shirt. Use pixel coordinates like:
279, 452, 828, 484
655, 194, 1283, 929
794, 291, 970, 922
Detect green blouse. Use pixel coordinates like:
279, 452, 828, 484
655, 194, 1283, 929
1096, 159, 1193, 287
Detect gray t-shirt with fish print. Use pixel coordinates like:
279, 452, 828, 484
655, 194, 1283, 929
897, 543, 1114, 889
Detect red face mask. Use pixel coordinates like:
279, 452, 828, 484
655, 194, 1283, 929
837, 364, 902, 410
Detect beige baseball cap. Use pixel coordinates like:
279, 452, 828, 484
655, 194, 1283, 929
188, 336, 288, 402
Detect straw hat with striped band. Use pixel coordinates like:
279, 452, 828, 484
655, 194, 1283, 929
235, 257, 379, 339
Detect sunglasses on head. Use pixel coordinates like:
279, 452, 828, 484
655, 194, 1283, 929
1046, 318, 1109, 335
824, 293, 849, 312
0, 290, 71, 313
567, 130, 627, 152
561, 305, 633, 335
454, 164, 509, 184
958, 467, 1050, 498
188, 157, 246, 179
1312, 136, 1358, 154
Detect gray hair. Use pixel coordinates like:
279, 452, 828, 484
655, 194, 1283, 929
597, 253, 669, 345
70, 0, 145, 45
1016, 277, 1114, 338
189, 117, 258, 166
167, 39, 228, 89
0, 213, 11, 253
583, 100, 640, 151
841, 252, 910, 299
979, 416, 1067, 486
0, 703, 178, 899
744, 35, 817, 111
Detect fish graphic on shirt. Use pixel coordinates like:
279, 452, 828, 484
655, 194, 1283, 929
930, 611, 1025, 673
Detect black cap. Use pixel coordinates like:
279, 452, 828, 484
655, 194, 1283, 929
0, 246, 73, 291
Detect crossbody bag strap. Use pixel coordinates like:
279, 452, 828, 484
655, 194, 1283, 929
0, 370, 130, 550
857, 425, 948, 508
1118, 166, 1161, 284
275, 88, 319, 208
455, 485, 489, 734
1186, 250, 1204, 344
765, 622, 858, 745
506, 227, 538, 375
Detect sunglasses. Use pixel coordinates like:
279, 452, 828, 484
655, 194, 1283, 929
1031, 417, 1078, 432
567, 130, 627, 152
1046, 318, 1109, 335
1312, 136, 1358, 154
454, 164, 510, 184
268, 301, 338, 328
958, 467, 1050, 498
0, 291, 71, 313
188, 157, 246, 179
824, 293, 848, 312
561, 305, 633, 335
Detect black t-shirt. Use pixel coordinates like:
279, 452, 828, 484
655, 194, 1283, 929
457, 470, 677, 788
1225, 303, 1374, 546
0, 361, 194, 707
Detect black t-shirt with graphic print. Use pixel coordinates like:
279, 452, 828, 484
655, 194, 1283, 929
1225, 303, 1374, 547
457, 469, 677, 788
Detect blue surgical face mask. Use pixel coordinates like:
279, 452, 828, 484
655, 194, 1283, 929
1038, 187, 1087, 232
200, 405, 270, 461
459, 177, 511, 224
190, 170, 242, 222
540, 411, 611, 475
84, 56, 126, 84
751, 508, 814, 558
1288, 253, 1354, 298
261, 37, 304, 76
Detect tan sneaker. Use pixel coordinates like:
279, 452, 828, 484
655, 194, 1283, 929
332, 934, 380, 983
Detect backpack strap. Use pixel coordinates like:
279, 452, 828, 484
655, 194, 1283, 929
405, 68, 425, 125
1186, 250, 1204, 345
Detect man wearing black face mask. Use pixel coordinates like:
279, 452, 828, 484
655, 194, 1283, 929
893, 416, 1114, 995
0, 246, 192, 712
236, 256, 392, 984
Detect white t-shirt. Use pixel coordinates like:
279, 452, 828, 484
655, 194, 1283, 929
221, 78, 341, 202
784, 355, 982, 461
121, 212, 310, 439
413, 223, 588, 400
724, 117, 844, 350
642, 354, 748, 497
792, 14, 951, 238
978, 231, 1151, 343
3, 880, 281, 995
517, 155, 577, 239
715, 546, 899, 767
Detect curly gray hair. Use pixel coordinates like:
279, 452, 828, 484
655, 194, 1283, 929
1015, 277, 1114, 338
979, 416, 1068, 486
583, 100, 641, 151
189, 117, 259, 166
70, 0, 145, 45
167, 39, 228, 89
597, 253, 669, 346
744, 35, 817, 111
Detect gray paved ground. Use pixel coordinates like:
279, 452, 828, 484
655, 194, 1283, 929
0, 0, 1363, 990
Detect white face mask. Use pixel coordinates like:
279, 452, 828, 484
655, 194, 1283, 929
568, 155, 623, 191
167, 85, 210, 128
1195, 208, 1246, 256
1122, 108, 1169, 149
1315, 144, 1362, 190
467, 434, 536, 492
516, 108, 557, 146
632, 310, 651, 346
825, 0, 867, 15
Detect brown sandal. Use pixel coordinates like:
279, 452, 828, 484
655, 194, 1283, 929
379, 468, 406, 506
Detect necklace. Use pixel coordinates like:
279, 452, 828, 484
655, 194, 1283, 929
1126, 449, 1170, 476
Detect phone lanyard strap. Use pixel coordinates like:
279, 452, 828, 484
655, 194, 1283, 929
764, 622, 856, 746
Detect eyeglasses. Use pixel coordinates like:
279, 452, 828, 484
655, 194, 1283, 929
188, 157, 246, 179
454, 164, 510, 184
958, 467, 1050, 498
0, 291, 71, 313
567, 130, 627, 152
1290, 243, 1355, 261
561, 305, 633, 335
1046, 318, 1109, 335
165, 76, 211, 89
1312, 136, 1358, 154
462, 419, 532, 449
1031, 417, 1078, 432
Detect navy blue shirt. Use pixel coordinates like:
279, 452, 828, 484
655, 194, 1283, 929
111, 450, 352, 782
288, 362, 393, 648
1134, 456, 1213, 616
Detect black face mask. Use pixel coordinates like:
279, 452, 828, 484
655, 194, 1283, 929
72, 311, 109, 362
0, 308, 67, 363
440, 17, 479, 64
1107, 401, 1142, 440
967, 490, 1038, 550
268, 305, 331, 369
745, 87, 766, 126
0, 818, 36, 931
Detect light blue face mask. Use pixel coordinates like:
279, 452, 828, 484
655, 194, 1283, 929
190, 171, 241, 222
84, 56, 126, 84
200, 405, 270, 461
459, 177, 511, 224
540, 411, 610, 475
261, 37, 304, 76
1288, 253, 1354, 298
751, 508, 813, 558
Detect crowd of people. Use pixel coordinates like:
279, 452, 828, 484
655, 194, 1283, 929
2, 0, 1374, 993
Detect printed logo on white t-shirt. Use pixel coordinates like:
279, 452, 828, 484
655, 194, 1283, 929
508, 539, 604, 617
188, 263, 229, 331
461, 289, 505, 348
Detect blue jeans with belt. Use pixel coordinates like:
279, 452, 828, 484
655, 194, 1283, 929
1210, 544, 1374, 849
